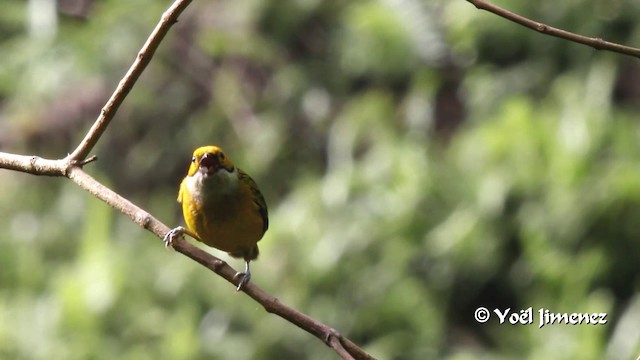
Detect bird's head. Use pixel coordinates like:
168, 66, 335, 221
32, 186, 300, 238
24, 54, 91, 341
187, 145, 236, 178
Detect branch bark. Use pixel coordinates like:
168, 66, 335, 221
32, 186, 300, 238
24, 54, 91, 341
0, 1, 374, 359
68, 0, 194, 161
466, 0, 640, 59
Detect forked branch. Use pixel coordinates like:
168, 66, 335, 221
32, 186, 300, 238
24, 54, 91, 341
0, 0, 373, 359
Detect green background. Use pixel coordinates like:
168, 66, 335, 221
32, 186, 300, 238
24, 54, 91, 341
1, 0, 640, 359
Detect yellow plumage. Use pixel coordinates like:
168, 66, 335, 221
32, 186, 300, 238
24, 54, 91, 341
164, 145, 268, 291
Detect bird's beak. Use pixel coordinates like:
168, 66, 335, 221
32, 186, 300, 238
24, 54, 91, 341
198, 153, 219, 175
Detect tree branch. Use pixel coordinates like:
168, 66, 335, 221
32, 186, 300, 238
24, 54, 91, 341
0, 152, 67, 176
466, 0, 640, 59
0, 1, 374, 359
68, 0, 194, 161
0, 154, 375, 360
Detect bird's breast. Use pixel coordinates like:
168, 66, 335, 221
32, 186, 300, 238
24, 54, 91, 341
182, 183, 264, 254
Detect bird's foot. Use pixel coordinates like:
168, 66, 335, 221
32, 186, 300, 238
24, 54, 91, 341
163, 226, 186, 248
233, 271, 251, 292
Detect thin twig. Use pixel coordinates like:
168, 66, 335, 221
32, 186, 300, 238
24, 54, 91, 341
466, 0, 640, 59
77, 155, 98, 166
327, 330, 356, 360
68, 0, 194, 161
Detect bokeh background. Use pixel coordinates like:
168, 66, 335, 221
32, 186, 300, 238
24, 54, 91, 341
2, 0, 640, 359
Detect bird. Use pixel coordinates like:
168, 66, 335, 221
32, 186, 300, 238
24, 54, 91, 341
163, 145, 268, 291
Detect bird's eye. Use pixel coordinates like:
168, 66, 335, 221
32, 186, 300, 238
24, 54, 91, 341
191, 156, 196, 163
219, 152, 225, 160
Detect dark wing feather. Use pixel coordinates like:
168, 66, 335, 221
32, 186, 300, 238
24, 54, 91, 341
239, 169, 269, 234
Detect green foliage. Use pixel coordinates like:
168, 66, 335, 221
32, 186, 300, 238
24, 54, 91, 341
2, 0, 640, 359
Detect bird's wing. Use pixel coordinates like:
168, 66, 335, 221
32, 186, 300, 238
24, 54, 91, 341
239, 168, 269, 234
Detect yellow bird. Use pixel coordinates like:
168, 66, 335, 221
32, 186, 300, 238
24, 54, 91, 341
164, 145, 268, 291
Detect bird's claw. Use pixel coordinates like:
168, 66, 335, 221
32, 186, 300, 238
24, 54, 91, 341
163, 227, 184, 248
234, 271, 251, 291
